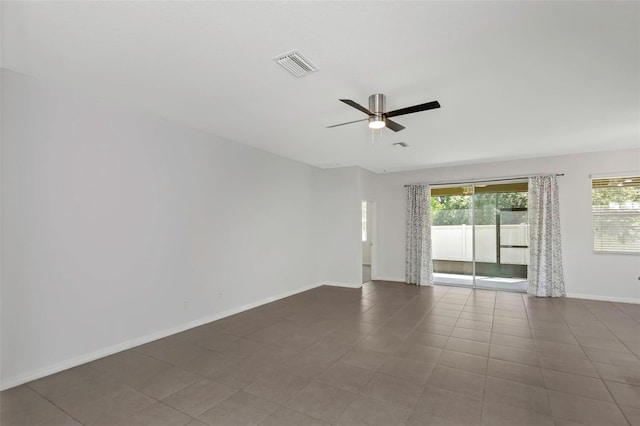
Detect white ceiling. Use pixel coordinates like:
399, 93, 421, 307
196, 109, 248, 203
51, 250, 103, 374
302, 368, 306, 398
2, 1, 639, 172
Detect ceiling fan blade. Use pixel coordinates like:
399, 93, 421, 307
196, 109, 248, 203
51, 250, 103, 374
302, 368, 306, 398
385, 119, 406, 132
326, 117, 370, 128
340, 99, 374, 116
386, 100, 440, 118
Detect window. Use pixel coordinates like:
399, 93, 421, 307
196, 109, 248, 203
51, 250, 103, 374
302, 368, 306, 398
362, 201, 368, 242
592, 176, 640, 253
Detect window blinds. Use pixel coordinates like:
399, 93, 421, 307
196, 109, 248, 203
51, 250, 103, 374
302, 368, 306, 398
592, 176, 640, 253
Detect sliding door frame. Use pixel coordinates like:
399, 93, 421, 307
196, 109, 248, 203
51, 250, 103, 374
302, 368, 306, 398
431, 178, 528, 290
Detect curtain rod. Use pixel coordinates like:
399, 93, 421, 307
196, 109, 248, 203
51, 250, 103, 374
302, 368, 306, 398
403, 173, 564, 188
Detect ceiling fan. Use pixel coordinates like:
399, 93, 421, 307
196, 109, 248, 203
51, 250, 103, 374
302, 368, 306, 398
327, 94, 440, 132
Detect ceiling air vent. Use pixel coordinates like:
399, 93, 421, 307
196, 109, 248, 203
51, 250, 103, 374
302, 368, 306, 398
273, 50, 319, 77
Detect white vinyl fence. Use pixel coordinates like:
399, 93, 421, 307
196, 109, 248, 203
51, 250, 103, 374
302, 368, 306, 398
432, 224, 529, 265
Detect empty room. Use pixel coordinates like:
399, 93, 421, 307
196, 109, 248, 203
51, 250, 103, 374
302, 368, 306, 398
1, 1, 639, 426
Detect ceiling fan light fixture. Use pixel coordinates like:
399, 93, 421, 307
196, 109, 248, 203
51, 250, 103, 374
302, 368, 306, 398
327, 93, 439, 132
368, 116, 385, 129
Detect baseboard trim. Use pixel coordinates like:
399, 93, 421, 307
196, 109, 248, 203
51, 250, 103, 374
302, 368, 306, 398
0, 282, 322, 391
10, 282, 634, 390
372, 276, 406, 283
565, 292, 640, 304
321, 281, 363, 289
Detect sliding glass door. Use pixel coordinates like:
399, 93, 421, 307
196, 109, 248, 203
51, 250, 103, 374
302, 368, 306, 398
473, 184, 529, 291
431, 182, 528, 291
431, 186, 475, 286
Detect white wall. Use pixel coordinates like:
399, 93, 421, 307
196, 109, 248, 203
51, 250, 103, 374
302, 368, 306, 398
2, 67, 638, 391
0, 69, 319, 388
369, 149, 640, 302
313, 167, 361, 287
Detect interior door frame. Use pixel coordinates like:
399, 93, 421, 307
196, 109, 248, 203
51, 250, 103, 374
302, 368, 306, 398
360, 200, 377, 282
369, 201, 377, 280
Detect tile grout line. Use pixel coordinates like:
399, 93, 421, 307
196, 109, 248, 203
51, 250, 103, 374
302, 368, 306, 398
7, 284, 636, 426
572, 299, 636, 425
579, 299, 640, 360
25, 383, 89, 426
477, 288, 497, 426
539, 297, 633, 425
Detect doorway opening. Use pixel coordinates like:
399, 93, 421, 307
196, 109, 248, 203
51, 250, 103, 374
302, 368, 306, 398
362, 200, 375, 283
431, 182, 529, 291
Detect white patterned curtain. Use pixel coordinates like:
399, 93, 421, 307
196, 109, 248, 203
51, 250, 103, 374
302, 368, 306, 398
528, 175, 565, 297
405, 184, 433, 286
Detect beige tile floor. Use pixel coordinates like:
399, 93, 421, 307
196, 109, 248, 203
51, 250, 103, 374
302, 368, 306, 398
2, 282, 639, 425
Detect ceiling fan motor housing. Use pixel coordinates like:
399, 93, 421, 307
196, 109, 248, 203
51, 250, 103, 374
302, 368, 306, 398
369, 93, 386, 114
368, 93, 386, 128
